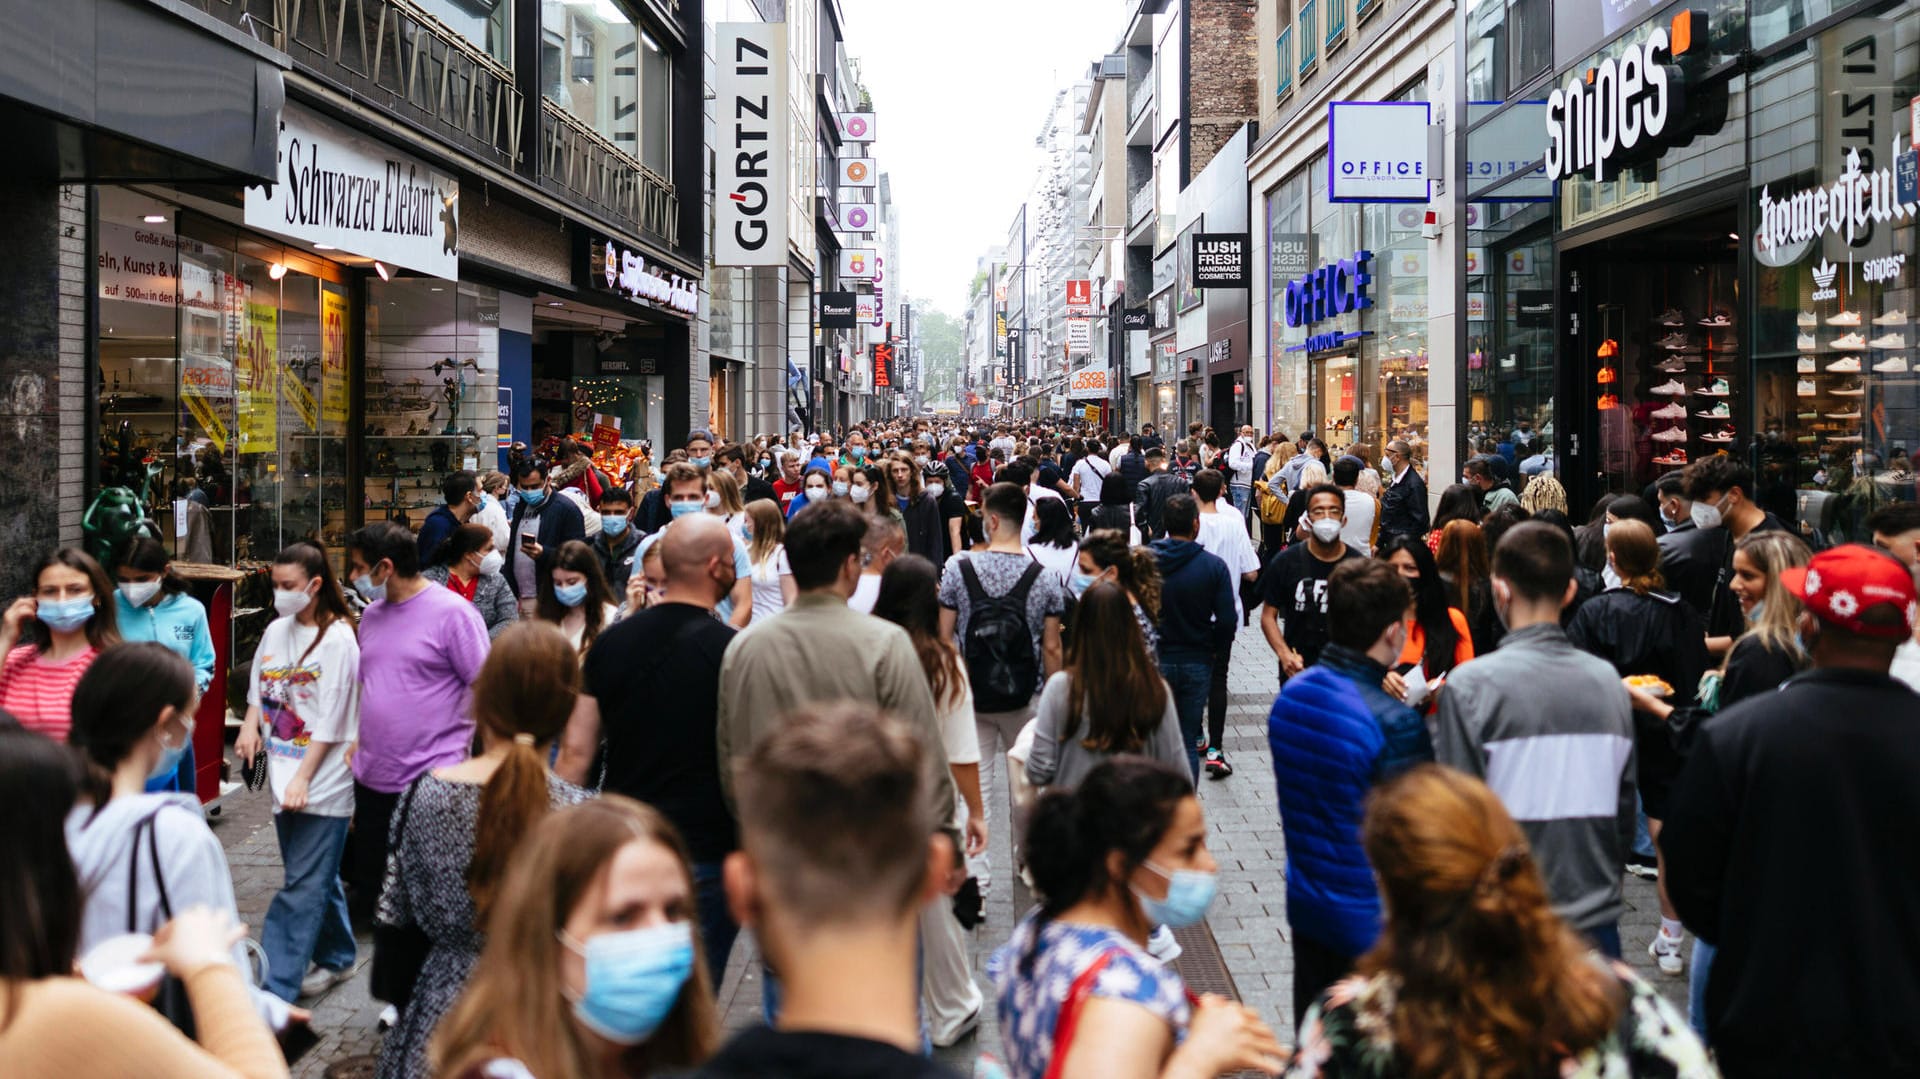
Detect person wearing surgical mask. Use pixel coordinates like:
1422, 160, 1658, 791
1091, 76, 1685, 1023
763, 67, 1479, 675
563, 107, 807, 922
234, 540, 363, 1002
993, 757, 1285, 1079
536, 540, 622, 659
1679, 455, 1793, 656
507, 460, 587, 615
0, 546, 119, 741
1260, 484, 1365, 679
787, 464, 834, 521
434, 797, 715, 1079
589, 487, 643, 594
63, 641, 296, 1034
423, 523, 520, 639
110, 536, 215, 793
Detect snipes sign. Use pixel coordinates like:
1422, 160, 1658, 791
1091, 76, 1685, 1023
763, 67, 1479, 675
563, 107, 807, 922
1544, 11, 1705, 183
714, 23, 789, 267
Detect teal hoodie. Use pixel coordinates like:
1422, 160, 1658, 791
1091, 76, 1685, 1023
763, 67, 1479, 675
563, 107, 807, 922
114, 590, 216, 691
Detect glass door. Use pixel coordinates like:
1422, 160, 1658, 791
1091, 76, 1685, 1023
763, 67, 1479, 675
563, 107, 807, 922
1313, 352, 1361, 456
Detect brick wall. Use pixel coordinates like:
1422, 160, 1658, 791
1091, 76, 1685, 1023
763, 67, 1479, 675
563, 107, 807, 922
1189, 0, 1261, 184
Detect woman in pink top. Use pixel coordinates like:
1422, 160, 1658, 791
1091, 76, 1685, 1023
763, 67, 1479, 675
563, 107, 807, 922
0, 548, 119, 739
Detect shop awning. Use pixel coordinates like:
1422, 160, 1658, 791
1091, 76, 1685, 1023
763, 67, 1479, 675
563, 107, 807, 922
0, 0, 287, 183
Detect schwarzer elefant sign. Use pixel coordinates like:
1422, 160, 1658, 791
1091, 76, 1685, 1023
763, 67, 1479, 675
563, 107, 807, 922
245, 104, 459, 280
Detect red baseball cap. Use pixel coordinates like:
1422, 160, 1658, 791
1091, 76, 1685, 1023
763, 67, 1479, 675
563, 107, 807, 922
1781, 544, 1919, 640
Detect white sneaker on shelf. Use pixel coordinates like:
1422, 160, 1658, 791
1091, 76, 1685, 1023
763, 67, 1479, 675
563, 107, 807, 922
1656, 357, 1690, 373
1651, 402, 1687, 419
1829, 310, 1862, 326
1697, 378, 1731, 397
1651, 379, 1688, 396
1873, 356, 1911, 373
1797, 356, 1816, 373
1649, 929, 1686, 976
1797, 332, 1818, 351
1825, 408, 1863, 420
1827, 357, 1861, 373
1652, 426, 1688, 442
1695, 401, 1730, 419
1872, 309, 1907, 326
1868, 332, 1907, 349
1796, 378, 1817, 397
1701, 427, 1736, 444
1698, 311, 1732, 327
1797, 311, 1818, 327
1832, 332, 1867, 351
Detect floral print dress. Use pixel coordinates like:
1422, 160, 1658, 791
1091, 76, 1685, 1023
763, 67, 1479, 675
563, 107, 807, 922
988, 914, 1193, 1079
1287, 959, 1717, 1078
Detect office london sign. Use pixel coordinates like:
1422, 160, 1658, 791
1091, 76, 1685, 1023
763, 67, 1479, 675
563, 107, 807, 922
1544, 13, 1699, 183
715, 23, 790, 267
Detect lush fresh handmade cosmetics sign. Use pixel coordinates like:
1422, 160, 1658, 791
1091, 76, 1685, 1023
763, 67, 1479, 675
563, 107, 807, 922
1328, 102, 1432, 202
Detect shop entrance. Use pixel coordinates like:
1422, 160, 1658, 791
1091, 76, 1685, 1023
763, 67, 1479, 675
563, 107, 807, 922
1562, 206, 1741, 511
1310, 350, 1362, 457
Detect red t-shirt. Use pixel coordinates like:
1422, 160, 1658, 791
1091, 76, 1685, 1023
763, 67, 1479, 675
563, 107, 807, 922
773, 477, 804, 510
0, 645, 100, 741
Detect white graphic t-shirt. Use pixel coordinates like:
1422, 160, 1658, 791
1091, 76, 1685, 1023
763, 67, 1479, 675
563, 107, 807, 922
249, 617, 360, 817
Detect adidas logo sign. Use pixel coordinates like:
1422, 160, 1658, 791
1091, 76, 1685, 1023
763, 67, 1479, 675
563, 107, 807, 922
1812, 258, 1839, 301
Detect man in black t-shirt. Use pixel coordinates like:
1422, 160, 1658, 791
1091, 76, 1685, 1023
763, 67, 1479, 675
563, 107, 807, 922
1682, 455, 1795, 651
1260, 484, 1363, 677
555, 513, 741, 986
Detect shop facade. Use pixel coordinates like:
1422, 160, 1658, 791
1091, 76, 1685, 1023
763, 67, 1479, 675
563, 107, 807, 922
1463, 0, 1918, 533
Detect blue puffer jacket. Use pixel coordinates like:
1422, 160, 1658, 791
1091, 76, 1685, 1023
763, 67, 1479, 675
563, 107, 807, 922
1268, 642, 1433, 958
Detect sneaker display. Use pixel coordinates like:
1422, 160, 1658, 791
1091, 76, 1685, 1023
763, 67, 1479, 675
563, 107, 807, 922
1597, 366, 1618, 384
1204, 746, 1234, 779
1831, 379, 1866, 396
1650, 929, 1687, 976
1829, 310, 1862, 326
1797, 311, 1818, 327
1825, 408, 1863, 420
1656, 357, 1691, 373
1873, 309, 1907, 326
1695, 401, 1730, 419
1653, 448, 1689, 465
1701, 427, 1736, 444
1698, 310, 1732, 327
1797, 356, 1817, 373
1797, 379, 1818, 397
1657, 332, 1692, 350
1597, 338, 1620, 358
1657, 308, 1685, 326
1868, 332, 1907, 349
1797, 332, 1818, 351
1696, 377, 1731, 396
1651, 402, 1688, 419
1597, 393, 1620, 410
1827, 434, 1865, 444
1827, 357, 1861, 373
1650, 378, 1688, 396
1872, 356, 1911, 373
1831, 332, 1867, 350
1652, 426, 1688, 442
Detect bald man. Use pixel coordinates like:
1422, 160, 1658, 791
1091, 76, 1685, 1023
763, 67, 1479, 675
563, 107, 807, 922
555, 511, 744, 986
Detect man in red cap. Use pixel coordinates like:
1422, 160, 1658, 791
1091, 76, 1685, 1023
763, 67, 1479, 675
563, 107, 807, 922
1663, 544, 1920, 1075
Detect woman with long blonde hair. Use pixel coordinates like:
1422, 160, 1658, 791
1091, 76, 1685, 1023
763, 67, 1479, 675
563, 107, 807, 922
431, 797, 717, 1079
742, 499, 795, 623
1288, 765, 1708, 1078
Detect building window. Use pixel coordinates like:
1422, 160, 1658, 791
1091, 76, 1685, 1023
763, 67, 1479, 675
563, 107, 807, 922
1464, 0, 1548, 100
640, 30, 672, 174
1299, 0, 1318, 75
1276, 28, 1294, 97
416, 0, 513, 68
1325, 0, 1347, 49
542, 0, 639, 156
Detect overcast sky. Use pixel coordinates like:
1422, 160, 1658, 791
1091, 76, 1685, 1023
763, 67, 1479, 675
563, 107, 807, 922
839, 0, 1127, 318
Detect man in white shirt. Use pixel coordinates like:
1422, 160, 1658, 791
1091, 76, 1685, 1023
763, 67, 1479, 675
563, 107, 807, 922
1331, 457, 1378, 555
1223, 425, 1260, 517
1106, 435, 1131, 470
1190, 468, 1261, 780
848, 516, 905, 613
989, 426, 1016, 458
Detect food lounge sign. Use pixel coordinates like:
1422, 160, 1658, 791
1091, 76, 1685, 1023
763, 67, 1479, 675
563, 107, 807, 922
1544, 12, 1702, 183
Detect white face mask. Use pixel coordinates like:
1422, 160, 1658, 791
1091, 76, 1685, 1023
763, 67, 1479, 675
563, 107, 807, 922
850, 485, 872, 504
925, 481, 945, 499
1310, 518, 1343, 544
118, 580, 162, 607
807, 484, 829, 501
1691, 497, 1724, 531
273, 586, 314, 618
478, 550, 505, 576
705, 490, 721, 510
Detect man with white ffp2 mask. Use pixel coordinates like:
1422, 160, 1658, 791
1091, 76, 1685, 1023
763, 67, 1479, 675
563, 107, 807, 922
1260, 483, 1364, 680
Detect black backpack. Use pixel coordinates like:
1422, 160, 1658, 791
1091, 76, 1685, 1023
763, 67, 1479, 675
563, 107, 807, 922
958, 557, 1043, 712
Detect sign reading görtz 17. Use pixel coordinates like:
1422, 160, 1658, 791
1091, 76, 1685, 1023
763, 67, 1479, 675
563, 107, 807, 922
1328, 102, 1431, 202
246, 105, 459, 279
715, 23, 789, 267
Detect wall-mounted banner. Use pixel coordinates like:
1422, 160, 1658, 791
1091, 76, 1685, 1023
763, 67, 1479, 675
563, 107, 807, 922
1755, 146, 1920, 266
582, 233, 700, 316
856, 296, 877, 323
873, 342, 895, 388
714, 23, 790, 267
1193, 232, 1249, 287
1067, 365, 1110, 400
320, 289, 349, 422
1066, 279, 1094, 315
838, 248, 876, 279
1328, 102, 1432, 202
841, 112, 875, 141
1283, 250, 1375, 328
871, 257, 886, 327
843, 204, 874, 232
1066, 318, 1092, 354
1544, 12, 1701, 183
1049, 393, 1068, 415
245, 104, 460, 279
820, 291, 857, 328
841, 157, 876, 186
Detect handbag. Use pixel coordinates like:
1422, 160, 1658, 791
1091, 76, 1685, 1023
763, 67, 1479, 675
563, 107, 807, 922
128, 809, 195, 1038
369, 778, 431, 1009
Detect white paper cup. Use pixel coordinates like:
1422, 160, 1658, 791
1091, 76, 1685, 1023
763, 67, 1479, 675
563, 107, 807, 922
81, 933, 164, 1001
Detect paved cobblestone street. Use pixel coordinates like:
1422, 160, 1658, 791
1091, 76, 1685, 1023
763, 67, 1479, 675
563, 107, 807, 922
207, 621, 1684, 1077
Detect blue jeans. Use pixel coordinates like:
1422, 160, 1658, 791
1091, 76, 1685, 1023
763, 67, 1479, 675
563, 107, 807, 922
1585, 922, 1622, 960
1633, 792, 1657, 858
1689, 938, 1716, 1040
262, 811, 355, 1002
1229, 485, 1252, 515
692, 861, 739, 990
1160, 659, 1212, 781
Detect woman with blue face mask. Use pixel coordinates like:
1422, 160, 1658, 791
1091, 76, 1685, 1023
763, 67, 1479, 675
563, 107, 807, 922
0, 547, 120, 741
112, 537, 215, 795
430, 795, 717, 1079
988, 757, 1285, 1079
537, 540, 620, 660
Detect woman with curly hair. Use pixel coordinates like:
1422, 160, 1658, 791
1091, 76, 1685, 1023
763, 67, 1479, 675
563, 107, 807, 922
1287, 765, 1710, 1078
1519, 473, 1568, 516
1072, 529, 1162, 658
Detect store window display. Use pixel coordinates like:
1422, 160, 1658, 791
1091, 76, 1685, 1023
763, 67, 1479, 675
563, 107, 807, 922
1463, 200, 1555, 469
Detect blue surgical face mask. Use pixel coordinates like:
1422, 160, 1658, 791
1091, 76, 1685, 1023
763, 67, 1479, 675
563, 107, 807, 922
1745, 599, 1765, 624
554, 581, 589, 608
1133, 860, 1217, 929
669, 500, 702, 519
1069, 571, 1096, 598
519, 487, 548, 510
352, 571, 387, 604
561, 922, 695, 1045
147, 714, 194, 782
849, 447, 867, 462
36, 597, 95, 633
602, 515, 630, 537
689, 456, 712, 470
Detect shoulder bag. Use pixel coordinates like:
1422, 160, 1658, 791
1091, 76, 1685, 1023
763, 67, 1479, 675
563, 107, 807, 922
370, 777, 431, 1008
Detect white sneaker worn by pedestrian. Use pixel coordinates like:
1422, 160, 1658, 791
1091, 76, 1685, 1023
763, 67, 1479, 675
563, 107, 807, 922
1649, 928, 1686, 976
300, 963, 350, 998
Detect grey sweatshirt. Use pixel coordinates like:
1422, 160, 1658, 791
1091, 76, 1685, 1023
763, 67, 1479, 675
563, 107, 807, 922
66, 793, 292, 1030
1433, 622, 1637, 933
1026, 671, 1189, 789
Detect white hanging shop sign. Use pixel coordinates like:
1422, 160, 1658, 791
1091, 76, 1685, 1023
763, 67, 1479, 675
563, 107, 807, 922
245, 104, 460, 279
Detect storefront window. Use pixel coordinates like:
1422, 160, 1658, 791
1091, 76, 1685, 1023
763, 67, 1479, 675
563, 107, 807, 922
1267, 170, 1310, 438
640, 30, 673, 175
1748, 7, 1917, 541
365, 280, 501, 532
1465, 0, 1550, 100
542, 0, 641, 158
1464, 200, 1555, 469
416, 0, 513, 68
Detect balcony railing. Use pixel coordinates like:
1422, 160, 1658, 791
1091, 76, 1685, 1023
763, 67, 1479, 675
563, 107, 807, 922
1325, 0, 1348, 49
1276, 28, 1294, 99
1355, 0, 1379, 20
1129, 183, 1154, 227
540, 100, 679, 245
1299, 0, 1319, 76
1130, 77, 1152, 123
191, 0, 524, 168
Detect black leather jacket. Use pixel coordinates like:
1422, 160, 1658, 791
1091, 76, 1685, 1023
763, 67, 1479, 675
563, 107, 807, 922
1133, 471, 1191, 541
